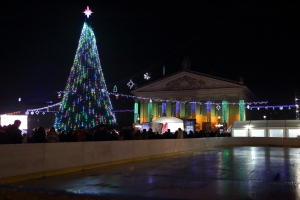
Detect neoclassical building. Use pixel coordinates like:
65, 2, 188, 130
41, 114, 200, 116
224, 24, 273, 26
131, 69, 256, 132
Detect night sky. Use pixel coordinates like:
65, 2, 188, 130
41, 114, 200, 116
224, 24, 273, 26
1, 1, 300, 114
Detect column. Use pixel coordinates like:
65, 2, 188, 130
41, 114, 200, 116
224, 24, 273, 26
176, 101, 180, 118
239, 100, 245, 121
148, 100, 153, 122
134, 100, 139, 123
206, 101, 212, 131
191, 102, 196, 118
162, 102, 167, 116
222, 100, 228, 123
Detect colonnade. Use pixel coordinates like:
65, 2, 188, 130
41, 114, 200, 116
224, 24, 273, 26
133, 99, 246, 131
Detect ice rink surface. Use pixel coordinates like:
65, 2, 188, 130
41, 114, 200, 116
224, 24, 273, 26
4, 146, 300, 200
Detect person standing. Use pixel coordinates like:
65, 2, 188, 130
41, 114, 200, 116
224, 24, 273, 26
77, 127, 87, 142
47, 127, 60, 143
5, 120, 23, 144
177, 128, 184, 139
33, 126, 47, 143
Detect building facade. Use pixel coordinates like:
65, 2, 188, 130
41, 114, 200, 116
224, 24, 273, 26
131, 70, 255, 132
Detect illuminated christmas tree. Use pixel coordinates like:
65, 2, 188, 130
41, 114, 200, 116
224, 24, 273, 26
54, 8, 116, 130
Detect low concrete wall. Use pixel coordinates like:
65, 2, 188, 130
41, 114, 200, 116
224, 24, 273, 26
1, 137, 300, 183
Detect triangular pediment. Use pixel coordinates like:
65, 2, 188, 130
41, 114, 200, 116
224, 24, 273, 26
132, 70, 242, 93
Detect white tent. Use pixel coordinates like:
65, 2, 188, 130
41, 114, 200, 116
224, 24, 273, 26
151, 117, 184, 133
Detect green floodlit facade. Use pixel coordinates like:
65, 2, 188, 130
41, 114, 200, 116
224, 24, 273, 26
134, 102, 139, 123
239, 100, 245, 121
148, 102, 153, 122
222, 100, 228, 123
54, 22, 116, 131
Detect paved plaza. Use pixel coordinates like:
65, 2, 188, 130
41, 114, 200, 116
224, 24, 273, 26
2, 146, 300, 199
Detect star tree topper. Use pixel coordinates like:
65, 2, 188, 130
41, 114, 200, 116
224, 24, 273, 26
83, 6, 93, 18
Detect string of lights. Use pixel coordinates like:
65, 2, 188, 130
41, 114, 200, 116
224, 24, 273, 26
57, 90, 269, 105
24, 102, 296, 115
23, 91, 297, 115
25, 102, 61, 113
248, 105, 297, 110
107, 92, 268, 105
25, 101, 134, 115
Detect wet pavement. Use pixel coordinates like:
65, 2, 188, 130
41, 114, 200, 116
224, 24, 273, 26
3, 146, 300, 199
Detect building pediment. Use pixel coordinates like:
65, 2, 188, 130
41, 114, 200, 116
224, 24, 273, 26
164, 75, 206, 90
132, 70, 242, 93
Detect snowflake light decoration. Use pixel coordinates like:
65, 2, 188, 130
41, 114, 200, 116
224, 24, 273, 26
144, 72, 150, 80
127, 79, 135, 89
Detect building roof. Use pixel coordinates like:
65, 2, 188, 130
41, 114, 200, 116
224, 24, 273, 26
131, 69, 257, 101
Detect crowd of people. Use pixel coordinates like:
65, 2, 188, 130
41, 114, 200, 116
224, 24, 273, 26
0, 120, 231, 144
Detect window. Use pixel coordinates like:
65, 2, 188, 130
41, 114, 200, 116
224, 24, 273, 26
251, 129, 265, 137
233, 130, 247, 137
269, 129, 283, 137
288, 129, 300, 138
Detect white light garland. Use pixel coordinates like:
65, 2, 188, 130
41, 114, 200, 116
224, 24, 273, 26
26, 102, 62, 115
30, 90, 300, 115
108, 92, 268, 105
24, 91, 296, 115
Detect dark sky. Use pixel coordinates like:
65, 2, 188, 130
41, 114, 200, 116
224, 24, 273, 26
1, 0, 300, 113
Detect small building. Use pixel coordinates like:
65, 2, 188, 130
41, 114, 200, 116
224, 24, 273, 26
230, 120, 300, 138
131, 69, 256, 132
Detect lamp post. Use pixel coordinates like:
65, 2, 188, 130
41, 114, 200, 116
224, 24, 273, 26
263, 115, 266, 120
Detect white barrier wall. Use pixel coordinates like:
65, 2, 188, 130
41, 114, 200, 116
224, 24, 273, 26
2, 137, 300, 183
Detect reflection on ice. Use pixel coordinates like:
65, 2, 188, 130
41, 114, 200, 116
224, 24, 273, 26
11, 146, 300, 200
